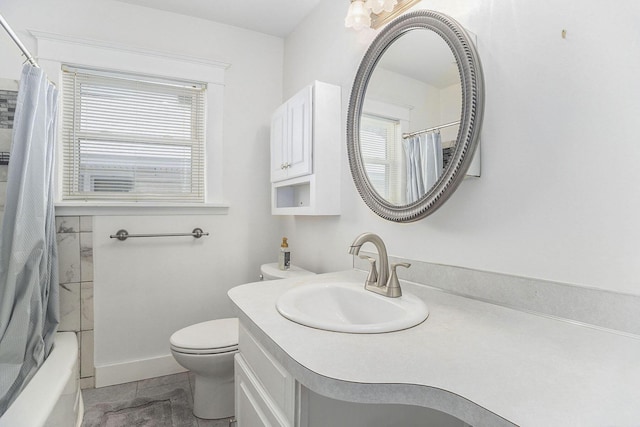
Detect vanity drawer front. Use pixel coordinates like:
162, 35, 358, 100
239, 325, 294, 420
235, 354, 289, 427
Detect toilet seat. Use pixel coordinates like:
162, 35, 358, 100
170, 318, 238, 355
170, 344, 238, 355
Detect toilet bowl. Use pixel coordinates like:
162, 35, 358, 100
170, 265, 314, 419
170, 318, 238, 419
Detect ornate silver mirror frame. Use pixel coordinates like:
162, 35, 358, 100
347, 10, 484, 222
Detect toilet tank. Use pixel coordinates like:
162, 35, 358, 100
260, 263, 315, 280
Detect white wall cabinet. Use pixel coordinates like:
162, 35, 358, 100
270, 81, 341, 215
271, 86, 312, 183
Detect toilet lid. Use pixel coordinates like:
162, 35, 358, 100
261, 263, 316, 279
170, 318, 238, 352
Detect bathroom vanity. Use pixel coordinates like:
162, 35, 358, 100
229, 270, 640, 427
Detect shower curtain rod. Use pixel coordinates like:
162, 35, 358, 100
402, 120, 460, 139
0, 13, 39, 67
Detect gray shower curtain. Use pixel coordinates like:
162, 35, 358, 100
0, 64, 59, 415
403, 132, 443, 204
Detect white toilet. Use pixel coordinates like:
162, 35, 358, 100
259, 262, 316, 281
170, 318, 238, 419
170, 263, 315, 420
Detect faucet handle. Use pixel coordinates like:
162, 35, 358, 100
391, 262, 411, 270
359, 255, 378, 287
386, 262, 411, 298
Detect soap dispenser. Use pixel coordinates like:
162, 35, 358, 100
278, 237, 290, 270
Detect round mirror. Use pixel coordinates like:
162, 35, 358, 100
347, 10, 484, 222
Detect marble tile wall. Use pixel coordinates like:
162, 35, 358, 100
0, 88, 18, 129
0, 117, 13, 228
0, 78, 18, 226
0, 158, 6, 226
57, 215, 95, 389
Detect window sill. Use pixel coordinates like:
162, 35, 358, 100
54, 201, 230, 216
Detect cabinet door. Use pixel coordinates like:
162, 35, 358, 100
235, 355, 289, 427
286, 85, 313, 180
270, 103, 288, 183
237, 380, 271, 427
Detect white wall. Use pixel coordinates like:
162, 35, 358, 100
367, 66, 440, 132
439, 83, 462, 143
0, 0, 285, 382
283, 0, 640, 296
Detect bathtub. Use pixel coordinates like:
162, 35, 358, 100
0, 332, 84, 427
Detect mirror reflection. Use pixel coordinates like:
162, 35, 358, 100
360, 29, 461, 206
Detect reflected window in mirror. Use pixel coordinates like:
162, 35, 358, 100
360, 114, 403, 205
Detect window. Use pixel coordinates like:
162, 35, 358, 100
360, 114, 403, 204
61, 66, 206, 202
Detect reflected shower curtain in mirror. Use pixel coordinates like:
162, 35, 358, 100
403, 132, 443, 204
0, 65, 59, 415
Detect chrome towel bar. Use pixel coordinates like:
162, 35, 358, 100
110, 228, 209, 241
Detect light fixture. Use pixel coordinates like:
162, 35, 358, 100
345, 0, 422, 30
366, 0, 397, 14
344, 0, 371, 31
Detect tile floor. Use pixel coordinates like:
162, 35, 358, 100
81, 372, 234, 427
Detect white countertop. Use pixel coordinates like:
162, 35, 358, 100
228, 270, 640, 427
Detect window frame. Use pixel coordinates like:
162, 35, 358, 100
32, 30, 229, 215
360, 113, 404, 204
61, 65, 207, 203
361, 99, 412, 206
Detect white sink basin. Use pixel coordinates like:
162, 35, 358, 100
276, 281, 429, 333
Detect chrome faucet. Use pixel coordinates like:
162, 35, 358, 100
348, 233, 410, 298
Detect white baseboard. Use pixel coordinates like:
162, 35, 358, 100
95, 354, 186, 388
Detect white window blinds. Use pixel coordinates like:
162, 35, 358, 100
360, 114, 403, 205
61, 66, 206, 202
